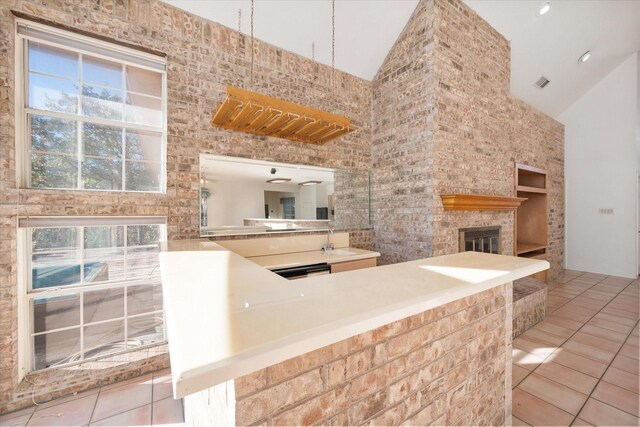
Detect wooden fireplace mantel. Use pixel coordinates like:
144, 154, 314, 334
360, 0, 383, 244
440, 194, 527, 211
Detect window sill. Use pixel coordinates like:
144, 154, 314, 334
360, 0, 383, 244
8, 343, 168, 414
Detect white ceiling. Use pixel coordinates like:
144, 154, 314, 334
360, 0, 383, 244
163, 0, 419, 81
164, 0, 640, 119
464, 0, 640, 118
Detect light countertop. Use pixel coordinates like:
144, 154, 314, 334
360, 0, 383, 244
247, 247, 380, 270
159, 242, 548, 399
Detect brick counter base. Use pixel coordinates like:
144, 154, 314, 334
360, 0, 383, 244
185, 283, 513, 426
512, 278, 547, 339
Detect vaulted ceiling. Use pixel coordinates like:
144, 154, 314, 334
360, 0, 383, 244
464, 0, 640, 118
164, 0, 640, 119
163, 0, 419, 81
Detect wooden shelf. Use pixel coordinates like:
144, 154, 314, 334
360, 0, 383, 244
441, 194, 527, 211
211, 85, 356, 144
515, 163, 549, 283
516, 185, 547, 194
516, 243, 547, 256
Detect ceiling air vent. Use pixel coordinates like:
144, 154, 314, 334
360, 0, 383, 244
533, 76, 551, 90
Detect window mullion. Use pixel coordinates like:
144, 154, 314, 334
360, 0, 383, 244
122, 64, 126, 191
23, 39, 30, 189
21, 28, 165, 193
123, 226, 129, 350
124, 283, 128, 350
77, 52, 83, 190
79, 290, 85, 362
24, 108, 163, 133
80, 226, 85, 285
23, 222, 165, 372
123, 225, 128, 282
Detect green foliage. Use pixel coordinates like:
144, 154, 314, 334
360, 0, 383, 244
31, 86, 159, 191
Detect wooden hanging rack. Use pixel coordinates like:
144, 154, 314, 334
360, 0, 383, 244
211, 85, 356, 144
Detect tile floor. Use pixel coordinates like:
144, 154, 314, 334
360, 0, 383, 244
0, 369, 184, 426
1, 270, 637, 427
512, 271, 639, 427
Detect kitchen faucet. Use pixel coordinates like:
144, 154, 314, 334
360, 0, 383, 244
322, 229, 334, 252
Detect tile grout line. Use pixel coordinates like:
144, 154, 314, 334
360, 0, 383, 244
552, 280, 638, 422
150, 372, 155, 426
512, 274, 596, 388
87, 379, 155, 425
518, 273, 604, 376
514, 276, 637, 423
568, 315, 640, 425
87, 385, 101, 426
546, 273, 603, 314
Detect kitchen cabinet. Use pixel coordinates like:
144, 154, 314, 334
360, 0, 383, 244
330, 257, 377, 273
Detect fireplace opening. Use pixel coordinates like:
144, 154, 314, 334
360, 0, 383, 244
459, 226, 501, 254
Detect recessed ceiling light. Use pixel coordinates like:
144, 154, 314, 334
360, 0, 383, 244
298, 180, 322, 186
266, 178, 291, 184
578, 51, 591, 63
538, 2, 551, 15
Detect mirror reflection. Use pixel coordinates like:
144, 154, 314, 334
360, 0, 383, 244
199, 154, 370, 236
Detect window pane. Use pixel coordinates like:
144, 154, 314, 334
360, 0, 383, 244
84, 248, 124, 282
125, 93, 162, 127
127, 283, 163, 316
82, 85, 122, 120
28, 42, 78, 79
32, 227, 79, 253
125, 130, 161, 161
84, 288, 124, 323
85, 226, 124, 249
128, 313, 164, 346
82, 158, 122, 190
125, 161, 161, 192
28, 74, 78, 113
33, 328, 80, 370
26, 221, 166, 372
32, 295, 80, 334
127, 225, 160, 246
83, 320, 124, 358
126, 247, 159, 280
125, 66, 162, 97
82, 123, 122, 158
32, 251, 82, 289
31, 153, 78, 189
83, 56, 122, 89
31, 115, 77, 154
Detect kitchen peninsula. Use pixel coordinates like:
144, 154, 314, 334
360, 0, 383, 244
160, 240, 547, 426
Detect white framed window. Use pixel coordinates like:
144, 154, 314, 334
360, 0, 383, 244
18, 216, 166, 372
16, 20, 167, 192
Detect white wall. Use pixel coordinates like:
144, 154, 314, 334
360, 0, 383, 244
637, 53, 640, 275
559, 53, 639, 278
206, 180, 265, 227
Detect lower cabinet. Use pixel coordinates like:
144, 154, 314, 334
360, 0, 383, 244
330, 257, 377, 274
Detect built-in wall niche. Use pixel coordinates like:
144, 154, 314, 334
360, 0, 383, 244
199, 154, 371, 236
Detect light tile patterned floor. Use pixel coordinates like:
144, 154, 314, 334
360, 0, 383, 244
1, 270, 637, 427
0, 369, 184, 426
512, 271, 639, 427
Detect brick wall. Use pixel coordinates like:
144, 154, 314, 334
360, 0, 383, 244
371, 0, 437, 265
0, 0, 565, 414
372, 0, 565, 279
0, 0, 372, 412
229, 284, 512, 426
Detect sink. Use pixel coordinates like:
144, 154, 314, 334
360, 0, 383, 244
329, 249, 357, 256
